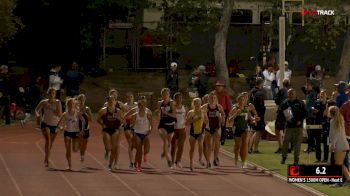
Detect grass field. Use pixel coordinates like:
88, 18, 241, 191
222, 139, 350, 196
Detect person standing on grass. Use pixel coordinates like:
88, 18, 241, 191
171, 92, 187, 168
166, 62, 179, 97
274, 78, 290, 154
302, 80, 318, 153
262, 64, 276, 100
328, 106, 350, 187
77, 94, 92, 162
229, 92, 256, 168
186, 98, 209, 171
97, 96, 125, 171
158, 88, 177, 168
280, 89, 307, 165
124, 92, 138, 168
57, 98, 85, 171
311, 90, 328, 163
202, 92, 225, 167
35, 88, 62, 167
249, 77, 267, 153
130, 97, 152, 172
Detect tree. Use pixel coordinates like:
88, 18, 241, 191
0, 0, 22, 47
338, 25, 350, 81
214, 0, 234, 90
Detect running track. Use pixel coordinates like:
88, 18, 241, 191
0, 122, 315, 196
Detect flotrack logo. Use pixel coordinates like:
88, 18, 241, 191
301, 9, 335, 16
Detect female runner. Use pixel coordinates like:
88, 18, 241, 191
97, 96, 125, 170
170, 92, 187, 168
158, 88, 177, 167
77, 94, 92, 162
35, 88, 62, 167
130, 97, 152, 172
124, 92, 138, 168
228, 92, 255, 168
201, 92, 225, 167
57, 98, 85, 170
186, 98, 209, 171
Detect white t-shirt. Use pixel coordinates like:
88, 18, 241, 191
134, 113, 150, 134
49, 69, 63, 90
262, 69, 276, 90
276, 69, 292, 87
175, 105, 186, 129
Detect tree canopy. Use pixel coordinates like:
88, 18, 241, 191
0, 0, 22, 48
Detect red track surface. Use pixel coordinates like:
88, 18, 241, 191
0, 122, 315, 196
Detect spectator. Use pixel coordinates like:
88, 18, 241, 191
262, 64, 276, 100
49, 64, 63, 99
340, 88, 350, 184
0, 65, 11, 124
312, 90, 328, 162
65, 62, 83, 97
214, 80, 232, 145
247, 65, 264, 90
274, 78, 290, 153
335, 81, 348, 108
276, 61, 292, 89
309, 64, 324, 91
249, 77, 267, 153
329, 106, 350, 187
280, 89, 307, 165
302, 80, 318, 153
196, 65, 208, 98
166, 62, 179, 97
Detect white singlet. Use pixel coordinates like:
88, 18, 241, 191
42, 99, 60, 126
175, 105, 186, 129
65, 112, 80, 132
134, 113, 150, 135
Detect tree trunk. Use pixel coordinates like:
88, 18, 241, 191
337, 25, 350, 81
214, 0, 234, 94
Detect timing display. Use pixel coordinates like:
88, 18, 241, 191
287, 165, 343, 183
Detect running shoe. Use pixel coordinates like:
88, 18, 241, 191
129, 162, 134, 168
190, 167, 194, 172
80, 155, 84, 162
171, 163, 176, 169
143, 154, 148, 163
160, 152, 165, 159
241, 162, 248, 169
199, 160, 205, 167
136, 167, 142, 172
167, 160, 172, 168
114, 164, 119, 170
44, 160, 49, 167
176, 162, 183, 169
108, 165, 112, 171
207, 163, 212, 169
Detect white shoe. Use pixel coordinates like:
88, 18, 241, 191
241, 162, 248, 169
176, 162, 183, 169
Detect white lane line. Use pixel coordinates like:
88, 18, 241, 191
85, 151, 141, 196
119, 141, 199, 196
35, 140, 82, 196
0, 132, 38, 142
0, 153, 24, 196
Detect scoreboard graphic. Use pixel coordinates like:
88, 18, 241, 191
287, 165, 343, 183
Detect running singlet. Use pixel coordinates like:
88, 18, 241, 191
233, 104, 249, 131
207, 105, 220, 129
102, 109, 121, 129
191, 111, 203, 134
124, 102, 137, 125
65, 112, 80, 132
175, 105, 186, 129
160, 101, 176, 124
134, 113, 150, 134
42, 99, 60, 126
